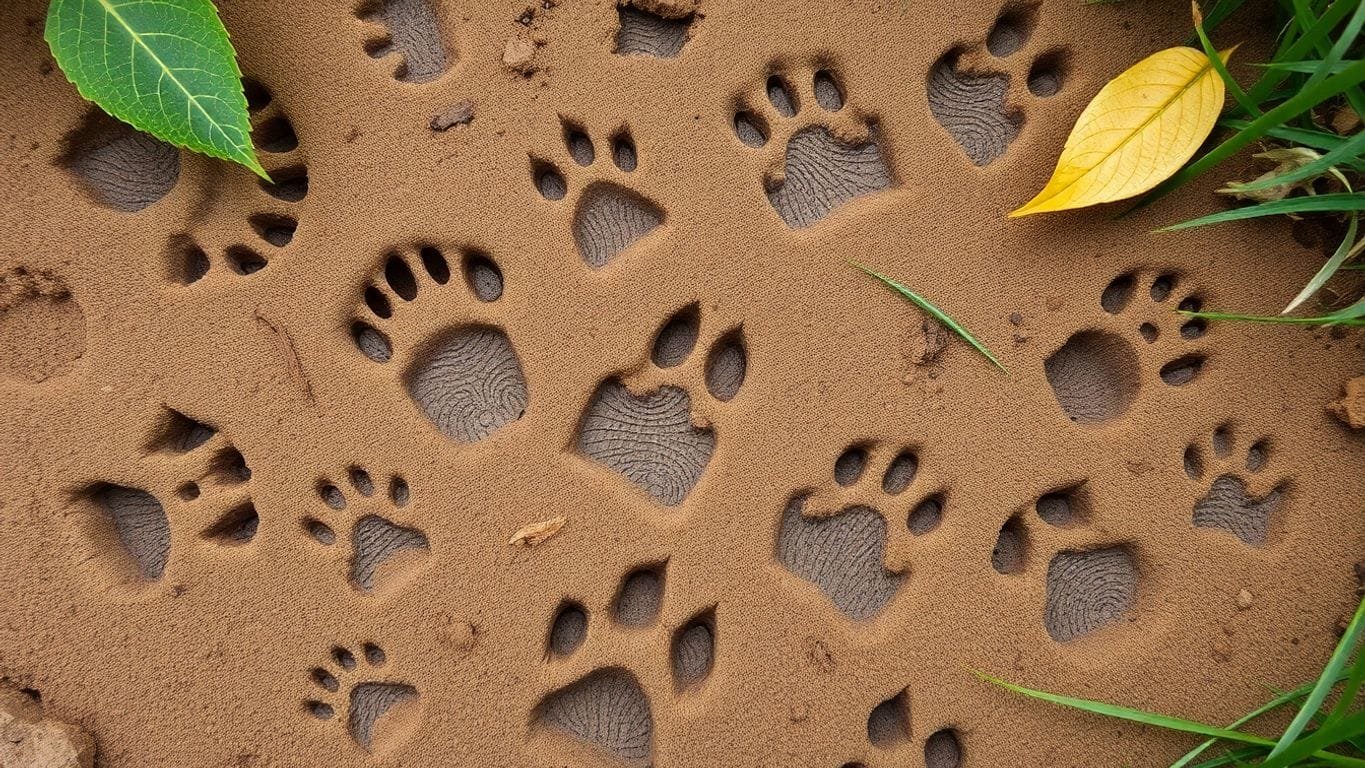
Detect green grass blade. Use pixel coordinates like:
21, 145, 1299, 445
1263, 711, 1365, 768
1133, 58, 1365, 212
44, 0, 266, 179
1181, 308, 1365, 326
1195, 11, 1259, 115
1158, 193, 1365, 232
1236, 130, 1365, 192
1284, 214, 1362, 313
1244, 0, 1360, 105
1266, 575, 1365, 759
850, 262, 1006, 373
1260, 59, 1363, 74
1173, 675, 1352, 768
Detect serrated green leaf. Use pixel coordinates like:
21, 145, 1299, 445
45, 0, 265, 179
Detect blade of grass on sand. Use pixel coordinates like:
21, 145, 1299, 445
1194, 2, 1258, 115
1172, 673, 1352, 768
1283, 213, 1361, 313
1261, 710, 1365, 768
850, 262, 1006, 373
1295, 0, 1365, 116
1183, 299, 1365, 326
1268, 593, 1365, 760
1243, 0, 1359, 105
1260, 59, 1363, 75
1158, 193, 1365, 232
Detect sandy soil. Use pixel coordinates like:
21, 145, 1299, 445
0, 0, 1363, 766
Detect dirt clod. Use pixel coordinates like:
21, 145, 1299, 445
1330, 376, 1365, 429
430, 101, 475, 131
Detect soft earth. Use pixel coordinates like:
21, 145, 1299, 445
1, 0, 1363, 766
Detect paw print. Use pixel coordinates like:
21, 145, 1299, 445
992, 483, 1139, 642
576, 303, 748, 507
355, 0, 452, 83
927, 4, 1067, 166
1045, 270, 1210, 425
349, 245, 530, 444
302, 467, 429, 596
1185, 424, 1288, 546
531, 123, 664, 268
78, 409, 258, 593
167, 79, 309, 283
532, 562, 715, 764
775, 444, 947, 621
304, 642, 421, 755
730, 66, 894, 229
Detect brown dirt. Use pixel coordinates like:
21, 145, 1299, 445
1, 0, 1363, 766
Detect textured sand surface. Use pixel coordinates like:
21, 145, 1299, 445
1, 0, 1363, 766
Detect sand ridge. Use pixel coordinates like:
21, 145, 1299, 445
0, 0, 1363, 766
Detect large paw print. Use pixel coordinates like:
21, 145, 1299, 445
302, 467, 429, 596
532, 562, 715, 765
776, 444, 947, 621
992, 483, 1139, 642
303, 642, 421, 755
349, 245, 530, 444
576, 303, 748, 507
927, 4, 1068, 166
731, 66, 894, 229
1046, 270, 1210, 425
532, 122, 664, 268
1185, 424, 1288, 546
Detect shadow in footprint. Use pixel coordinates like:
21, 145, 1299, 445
534, 668, 654, 764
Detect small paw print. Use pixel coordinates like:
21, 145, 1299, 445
302, 467, 429, 596
731, 66, 893, 229
304, 642, 421, 754
1046, 270, 1210, 425
776, 444, 947, 621
532, 123, 664, 268
576, 303, 748, 507
1185, 424, 1288, 546
533, 562, 715, 764
927, 4, 1068, 166
993, 483, 1139, 642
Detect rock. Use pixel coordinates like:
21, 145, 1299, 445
1330, 376, 1365, 429
0, 685, 95, 768
502, 38, 538, 74
1236, 589, 1253, 610
430, 101, 475, 132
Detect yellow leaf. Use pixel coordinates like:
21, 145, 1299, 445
1010, 46, 1229, 217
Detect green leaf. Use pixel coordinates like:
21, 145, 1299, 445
850, 263, 1006, 373
1173, 674, 1352, 768
1283, 213, 1361, 314
44, 0, 266, 179
1267, 594, 1365, 761
1157, 193, 1365, 232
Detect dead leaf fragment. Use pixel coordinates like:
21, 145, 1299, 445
1330, 375, 1365, 429
508, 515, 567, 547
1218, 147, 1345, 203
1011, 46, 1229, 216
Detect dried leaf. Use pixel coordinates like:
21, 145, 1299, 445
1218, 147, 1333, 203
1010, 46, 1229, 217
508, 515, 567, 547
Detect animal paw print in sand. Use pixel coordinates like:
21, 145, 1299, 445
577, 303, 747, 507
532, 123, 664, 268
1045, 271, 1209, 425
857, 690, 964, 768
350, 245, 530, 444
304, 642, 421, 755
927, 5, 1068, 166
356, 0, 452, 83
1184, 424, 1288, 546
61, 108, 180, 213
614, 3, 695, 58
302, 468, 429, 596
732, 67, 894, 229
79, 410, 258, 590
532, 563, 715, 765
991, 484, 1138, 642
167, 80, 310, 283
776, 445, 946, 621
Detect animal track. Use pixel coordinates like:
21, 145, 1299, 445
79, 410, 257, 588
62, 109, 179, 212
1046, 271, 1209, 425
576, 304, 747, 506
777, 444, 945, 621
351, 245, 529, 444
0, 267, 85, 384
532, 122, 664, 268
534, 563, 715, 764
357, 0, 451, 82
302, 468, 428, 596
992, 484, 1138, 642
304, 642, 421, 754
1185, 424, 1287, 546
614, 3, 695, 58
927, 4, 1067, 166
732, 67, 894, 229
167, 80, 310, 284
